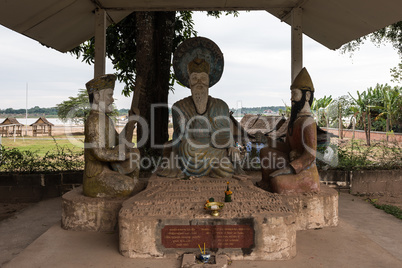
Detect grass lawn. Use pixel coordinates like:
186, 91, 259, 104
0, 136, 84, 156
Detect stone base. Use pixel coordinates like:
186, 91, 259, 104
282, 184, 339, 230
61, 186, 127, 232
119, 174, 297, 261
181, 254, 228, 268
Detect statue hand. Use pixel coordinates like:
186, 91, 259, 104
157, 150, 184, 178
130, 107, 140, 116
228, 147, 241, 162
269, 166, 294, 178
125, 142, 136, 149
158, 165, 184, 178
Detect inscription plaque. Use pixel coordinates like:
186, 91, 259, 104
162, 225, 254, 249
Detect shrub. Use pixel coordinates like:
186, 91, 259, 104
0, 144, 84, 173
330, 139, 402, 170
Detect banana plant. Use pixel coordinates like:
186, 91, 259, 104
375, 85, 401, 137
349, 90, 371, 145
311, 95, 333, 127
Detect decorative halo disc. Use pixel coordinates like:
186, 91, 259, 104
173, 37, 224, 88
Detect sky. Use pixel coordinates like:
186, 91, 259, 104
0, 11, 400, 111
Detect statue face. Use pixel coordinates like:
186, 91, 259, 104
94, 88, 114, 113
291, 88, 302, 104
189, 72, 209, 114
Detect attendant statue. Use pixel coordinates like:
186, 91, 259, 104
158, 37, 240, 178
259, 68, 320, 194
84, 74, 140, 198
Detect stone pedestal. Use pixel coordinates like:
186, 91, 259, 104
62, 186, 127, 232
119, 175, 297, 260
282, 184, 339, 230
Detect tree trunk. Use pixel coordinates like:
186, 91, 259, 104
367, 109, 371, 146
134, 12, 155, 156
386, 116, 390, 142
152, 12, 175, 150
362, 112, 369, 146
134, 12, 175, 158
338, 104, 343, 139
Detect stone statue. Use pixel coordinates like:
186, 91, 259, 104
84, 74, 140, 198
158, 37, 240, 178
259, 68, 320, 194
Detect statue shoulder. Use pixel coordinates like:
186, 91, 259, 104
172, 96, 194, 115
294, 115, 316, 129
173, 96, 192, 108
86, 110, 99, 125
209, 96, 229, 111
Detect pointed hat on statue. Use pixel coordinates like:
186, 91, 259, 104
291, 67, 314, 92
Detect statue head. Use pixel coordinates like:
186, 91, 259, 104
173, 37, 224, 112
289, 68, 315, 133
86, 74, 116, 114
188, 58, 210, 114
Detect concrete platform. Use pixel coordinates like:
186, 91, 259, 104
118, 174, 338, 260
61, 187, 127, 232
282, 185, 339, 230
2, 192, 402, 268
119, 175, 297, 260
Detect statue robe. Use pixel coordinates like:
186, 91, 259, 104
171, 96, 234, 177
260, 115, 320, 194
84, 110, 139, 197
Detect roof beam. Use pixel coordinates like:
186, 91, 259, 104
98, 0, 299, 12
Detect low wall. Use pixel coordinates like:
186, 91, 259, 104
349, 170, 402, 196
0, 171, 83, 202
322, 128, 402, 143
319, 169, 402, 196
0, 169, 400, 202
319, 169, 351, 187
321, 127, 402, 142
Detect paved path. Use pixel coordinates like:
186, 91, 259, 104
0, 198, 61, 267
1, 192, 401, 268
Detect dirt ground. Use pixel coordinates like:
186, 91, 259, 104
1, 187, 400, 224
0, 203, 31, 221
359, 194, 402, 210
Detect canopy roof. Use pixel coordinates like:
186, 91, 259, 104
0, 0, 401, 52
30, 117, 54, 126
0, 117, 23, 126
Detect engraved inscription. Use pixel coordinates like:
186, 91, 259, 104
125, 177, 292, 217
162, 225, 254, 249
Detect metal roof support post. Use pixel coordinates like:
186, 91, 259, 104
291, 7, 303, 82
94, 8, 106, 78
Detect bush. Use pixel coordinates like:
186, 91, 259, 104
331, 139, 402, 170
0, 144, 84, 173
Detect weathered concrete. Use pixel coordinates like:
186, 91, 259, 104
61, 187, 127, 232
282, 185, 338, 230
319, 169, 402, 194
2, 192, 401, 268
181, 253, 228, 268
350, 169, 402, 196
0, 198, 62, 267
119, 174, 297, 260
319, 169, 350, 187
0, 171, 82, 202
